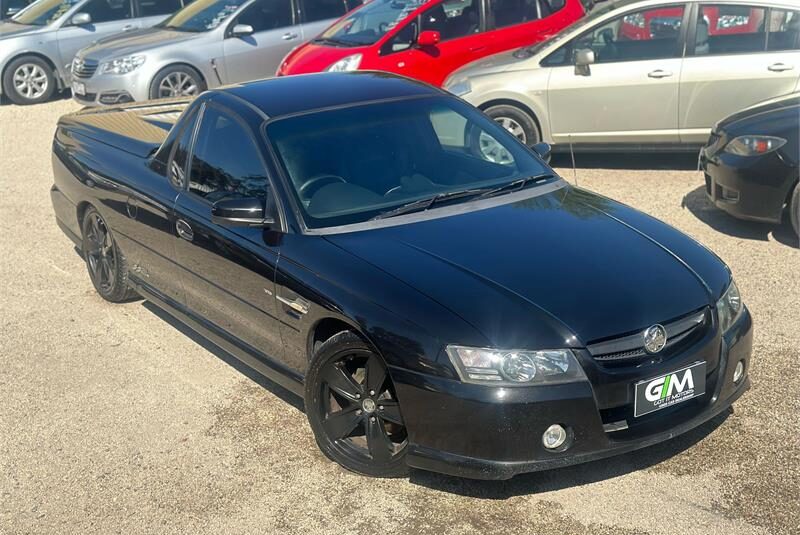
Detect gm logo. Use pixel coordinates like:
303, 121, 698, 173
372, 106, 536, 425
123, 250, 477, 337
645, 369, 694, 402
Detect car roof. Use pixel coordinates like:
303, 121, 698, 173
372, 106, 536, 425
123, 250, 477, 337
219, 72, 445, 119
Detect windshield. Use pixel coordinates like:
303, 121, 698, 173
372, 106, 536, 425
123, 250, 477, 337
317, 0, 430, 47
12, 0, 81, 26
267, 96, 553, 229
158, 0, 246, 32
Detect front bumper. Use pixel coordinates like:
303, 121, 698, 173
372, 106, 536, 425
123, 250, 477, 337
70, 70, 151, 107
392, 309, 753, 480
700, 135, 796, 224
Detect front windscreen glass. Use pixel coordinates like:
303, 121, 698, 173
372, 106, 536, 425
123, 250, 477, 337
266, 96, 553, 229
316, 0, 430, 47
158, 0, 247, 32
12, 0, 81, 25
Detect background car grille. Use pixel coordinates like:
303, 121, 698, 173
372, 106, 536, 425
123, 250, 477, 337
72, 58, 98, 79
586, 308, 710, 369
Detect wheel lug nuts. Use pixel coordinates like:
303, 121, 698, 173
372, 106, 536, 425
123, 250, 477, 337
379, 405, 384, 411
356, 410, 362, 415
370, 416, 376, 422
369, 390, 375, 396
355, 393, 361, 399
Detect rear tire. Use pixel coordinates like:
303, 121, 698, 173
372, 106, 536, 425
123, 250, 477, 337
149, 65, 206, 100
483, 104, 540, 146
81, 208, 138, 303
2, 55, 56, 105
305, 331, 409, 478
790, 181, 799, 238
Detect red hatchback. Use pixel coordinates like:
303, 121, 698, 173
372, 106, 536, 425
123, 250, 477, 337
277, 0, 586, 87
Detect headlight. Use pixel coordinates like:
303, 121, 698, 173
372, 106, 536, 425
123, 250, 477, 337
724, 135, 786, 157
717, 280, 743, 333
100, 55, 145, 75
325, 53, 362, 72
444, 77, 471, 97
446, 346, 586, 386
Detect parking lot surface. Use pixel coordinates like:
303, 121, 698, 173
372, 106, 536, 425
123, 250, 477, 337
1, 99, 798, 535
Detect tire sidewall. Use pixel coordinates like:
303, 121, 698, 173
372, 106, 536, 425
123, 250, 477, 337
483, 104, 541, 147
149, 65, 206, 100
790, 181, 799, 238
81, 208, 133, 302
2, 56, 56, 105
304, 332, 409, 478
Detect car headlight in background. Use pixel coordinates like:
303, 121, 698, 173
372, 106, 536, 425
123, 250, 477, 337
447, 346, 586, 386
100, 55, 145, 75
717, 279, 743, 333
444, 76, 471, 97
724, 135, 786, 157
325, 54, 362, 72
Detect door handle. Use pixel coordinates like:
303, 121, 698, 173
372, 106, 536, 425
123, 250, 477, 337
277, 295, 309, 315
647, 69, 673, 79
469, 46, 486, 52
122, 24, 136, 31
768, 63, 794, 72
282, 32, 299, 41
176, 219, 194, 241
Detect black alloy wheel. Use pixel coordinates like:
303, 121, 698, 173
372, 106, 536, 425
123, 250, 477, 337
81, 208, 138, 303
306, 331, 408, 477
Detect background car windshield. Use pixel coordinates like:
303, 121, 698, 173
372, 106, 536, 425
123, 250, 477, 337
12, 0, 81, 25
318, 0, 429, 46
267, 96, 550, 229
159, 0, 246, 31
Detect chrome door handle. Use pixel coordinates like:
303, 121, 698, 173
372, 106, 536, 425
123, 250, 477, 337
647, 69, 673, 78
277, 295, 309, 315
282, 32, 299, 41
768, 63, 794, 72
122, 24, 136, 31
176, 219, 194, 241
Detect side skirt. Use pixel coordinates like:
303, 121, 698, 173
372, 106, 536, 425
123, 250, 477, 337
130, 277, 305, 398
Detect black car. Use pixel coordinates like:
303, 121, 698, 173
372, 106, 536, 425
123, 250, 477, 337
701, 93, 800, 237
50, 72, 752, 480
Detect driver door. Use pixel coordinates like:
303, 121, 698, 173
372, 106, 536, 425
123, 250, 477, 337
56, 0, 139, 69
546, 3, 688, 145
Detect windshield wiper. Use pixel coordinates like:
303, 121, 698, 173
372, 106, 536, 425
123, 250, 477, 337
370, 188, 489, 220
312, 37, 358, 47
475, 173, 555, 201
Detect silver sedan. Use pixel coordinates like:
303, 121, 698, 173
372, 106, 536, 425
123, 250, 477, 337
444, 0, 800, 151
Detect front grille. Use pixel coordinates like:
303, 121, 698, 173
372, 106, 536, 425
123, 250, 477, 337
587, 308, 710, 369
72, 57, 98, 79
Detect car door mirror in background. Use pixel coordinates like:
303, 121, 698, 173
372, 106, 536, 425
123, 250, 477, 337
532, 142, 552, 163
417, 30, 441, 47
231, 24, 254, 37
211, 196, 275, 227
71, 12, 92, 25
574, 48, 595, 76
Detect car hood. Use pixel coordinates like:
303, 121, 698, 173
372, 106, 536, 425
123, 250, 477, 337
717, 92, 800, 131
325, 186, 730, 348
279, 42, 370, 75
0, 21, 45, 40
79, 27, 199, 61
447, 49, 532, 81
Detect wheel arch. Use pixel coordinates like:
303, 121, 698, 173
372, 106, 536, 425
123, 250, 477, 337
2, 51, 63, 91
308, 316, 378, 362
149, 62, 207, 97
478, 98, 544, 143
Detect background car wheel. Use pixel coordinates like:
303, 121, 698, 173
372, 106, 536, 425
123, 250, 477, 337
790, 181, 799, 237
81, 208, 138, 303
149, 65, 206, 100
305, 331, 409, 478
2, 56, 56, 105
483, 104, 541, 147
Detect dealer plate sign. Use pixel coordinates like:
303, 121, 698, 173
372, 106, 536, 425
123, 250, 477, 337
634, 361, 706, 417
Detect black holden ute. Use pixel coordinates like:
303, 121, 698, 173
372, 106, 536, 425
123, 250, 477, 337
50, 72, 753, 479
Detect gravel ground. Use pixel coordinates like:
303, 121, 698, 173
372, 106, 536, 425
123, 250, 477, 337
1, 98, 798, 535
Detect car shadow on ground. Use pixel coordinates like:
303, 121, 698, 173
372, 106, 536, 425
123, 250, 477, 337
141, 301, 305, 413
550, 152, 701, 171
0, 90, 73, 106
682, 185, 799, 248
409, 408, 731, 498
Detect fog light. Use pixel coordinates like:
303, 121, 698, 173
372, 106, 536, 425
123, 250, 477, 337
542, 424, 567, 450
733, 360, 745, 384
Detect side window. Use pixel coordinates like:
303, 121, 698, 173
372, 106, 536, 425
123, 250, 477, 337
694, 5, 766, 56
571, 5, 685, 64
421, 0, 481, 41
382, 19, 417, 53
236, 0, 293, 31
80, 0, 133, 22
303, 0, 353, 24
136, 0, 183, 17
489, 0, 545, 30
188, 107, 268, 201
767, 8, 800, 51
168, 108, 198, 189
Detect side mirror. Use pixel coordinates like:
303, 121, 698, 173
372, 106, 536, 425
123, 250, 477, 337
574, 48, 595, 76
231, 24, 254, 37
211, 196, 274, 227
532, 142, 552, 164
6, 7, 22, 16
417, 30, 440, 47
71, 12, 92, 25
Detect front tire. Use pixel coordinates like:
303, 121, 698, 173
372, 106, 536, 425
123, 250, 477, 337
305, 331, 409, 478
2, 56, 56, 105
149, 65, 206, 100
483, 104, 541, 146
790, 181, 799, 237
81, 208, 138, 303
